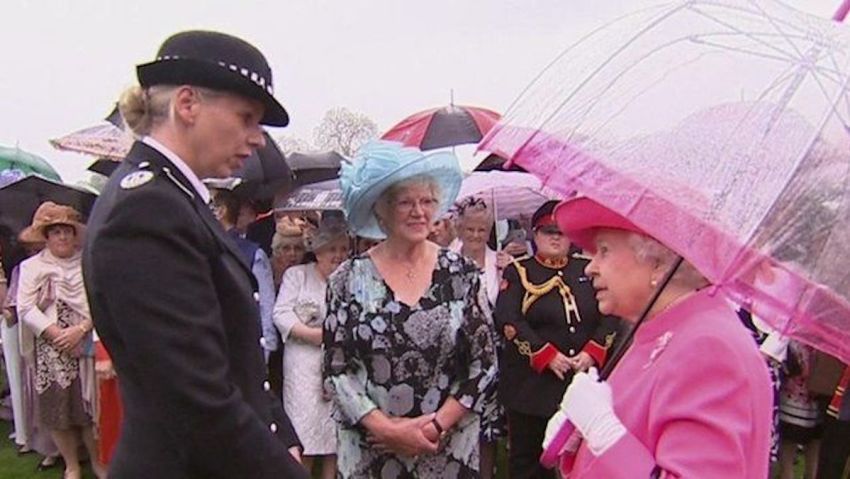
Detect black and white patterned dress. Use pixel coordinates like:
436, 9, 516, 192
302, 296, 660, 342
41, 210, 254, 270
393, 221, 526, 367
323, 249, 498, 478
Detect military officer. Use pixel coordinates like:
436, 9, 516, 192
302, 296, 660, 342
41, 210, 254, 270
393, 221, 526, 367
495, 200, 620, 479
83, 31, 308, 479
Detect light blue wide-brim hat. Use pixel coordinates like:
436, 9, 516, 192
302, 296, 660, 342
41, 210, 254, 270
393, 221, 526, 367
340, 140, 462, 239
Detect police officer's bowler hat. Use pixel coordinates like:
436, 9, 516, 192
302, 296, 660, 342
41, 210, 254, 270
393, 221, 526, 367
137, 30, 289, 127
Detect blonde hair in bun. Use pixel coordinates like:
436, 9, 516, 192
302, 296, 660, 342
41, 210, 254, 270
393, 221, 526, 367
118, 84, 178, 136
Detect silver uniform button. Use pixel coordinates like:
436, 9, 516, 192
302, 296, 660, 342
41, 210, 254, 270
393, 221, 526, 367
568, 349, 576, 356
270, 422, 278, 433
557, 271, 564, 277
569, 326, 576, 333
253, 292, 260, 301
263, 381, 271, 392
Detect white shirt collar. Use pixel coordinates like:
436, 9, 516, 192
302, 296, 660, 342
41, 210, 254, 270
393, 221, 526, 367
142, 136, 211, 204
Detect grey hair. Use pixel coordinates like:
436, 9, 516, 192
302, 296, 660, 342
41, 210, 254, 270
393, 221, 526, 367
373, 175, 442, 234
627, 233, 709, 290
119, 84, 222, 136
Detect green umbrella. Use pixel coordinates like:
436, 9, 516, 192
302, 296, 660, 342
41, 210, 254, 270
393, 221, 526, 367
0, 145, 61, 181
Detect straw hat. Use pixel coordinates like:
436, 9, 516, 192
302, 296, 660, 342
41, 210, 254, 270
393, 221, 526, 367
19, 201, 86, 244
272, 216, 312, 249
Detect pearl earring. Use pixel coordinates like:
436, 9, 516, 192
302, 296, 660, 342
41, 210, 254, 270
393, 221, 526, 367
650, 279, 658, 287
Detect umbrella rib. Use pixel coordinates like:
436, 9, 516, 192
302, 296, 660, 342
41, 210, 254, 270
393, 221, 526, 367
575, 51, 714, 146
551, 26, 837, 146
821, 49, 850, 131
497, 1, 677, 122
507, 2, 693, 169
697, 41, 841, 81
554, 36, 730, 145
804, 61, 850, 133
723, 67, 850, 284
691, 0, 815, 43
687, 7, 808, 64
748, 0, 811, 59
688, 38, 846, 80
557, 31, 790, 145
688, 36, 822, 69
754, 60, 807, 103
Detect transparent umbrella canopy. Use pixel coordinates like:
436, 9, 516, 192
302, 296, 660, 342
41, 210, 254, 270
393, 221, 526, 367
481, 0, 850, 365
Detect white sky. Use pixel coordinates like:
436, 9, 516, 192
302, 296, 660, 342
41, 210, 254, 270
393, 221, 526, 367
0, 0, 839, 183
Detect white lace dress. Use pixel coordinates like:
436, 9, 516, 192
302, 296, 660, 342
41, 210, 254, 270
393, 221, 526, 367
273, 263, 336, 455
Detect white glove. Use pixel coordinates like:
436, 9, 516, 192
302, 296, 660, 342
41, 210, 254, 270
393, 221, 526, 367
560, 367, 626, 456
759, 332, 789, 363
542, 409, 569, 451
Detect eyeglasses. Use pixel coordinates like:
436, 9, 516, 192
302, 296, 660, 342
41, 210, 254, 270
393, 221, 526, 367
394, 197, 439, 214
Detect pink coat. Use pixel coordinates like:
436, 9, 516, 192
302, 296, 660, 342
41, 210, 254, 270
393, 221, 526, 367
563, 289, 773, 478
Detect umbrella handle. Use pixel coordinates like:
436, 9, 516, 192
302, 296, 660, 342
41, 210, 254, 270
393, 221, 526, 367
540, 422, 577, 469
834, 0, 850, 21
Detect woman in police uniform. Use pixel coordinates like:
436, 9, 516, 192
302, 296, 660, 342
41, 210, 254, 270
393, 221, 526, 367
495, 200, 619, 479
83, 31, 307, 479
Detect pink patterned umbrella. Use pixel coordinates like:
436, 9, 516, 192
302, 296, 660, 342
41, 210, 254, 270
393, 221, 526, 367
50, 122, 132, 160
455, 170, 562, 220
481, 0, 850, 371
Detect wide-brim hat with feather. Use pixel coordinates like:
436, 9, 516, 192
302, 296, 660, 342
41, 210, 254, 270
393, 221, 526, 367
340, 140, 462, 239
19, 201, 86, 244
137, 30, 289, 127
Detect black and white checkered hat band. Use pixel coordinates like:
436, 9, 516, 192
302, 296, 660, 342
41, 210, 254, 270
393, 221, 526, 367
157, 55, 274, 95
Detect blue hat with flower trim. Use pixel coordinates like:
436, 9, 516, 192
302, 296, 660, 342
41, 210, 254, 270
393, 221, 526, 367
340, 140, 462, 239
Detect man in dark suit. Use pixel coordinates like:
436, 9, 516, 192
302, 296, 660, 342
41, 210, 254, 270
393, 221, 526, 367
83, 31, 308, 479
495, 201, 621, 479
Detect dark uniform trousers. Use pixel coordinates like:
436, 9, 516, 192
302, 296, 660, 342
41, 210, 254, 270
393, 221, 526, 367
494, 252, 621, 479
83, 142, 308, 479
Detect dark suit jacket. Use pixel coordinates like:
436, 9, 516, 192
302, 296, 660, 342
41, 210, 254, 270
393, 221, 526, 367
83, 142, 307, 479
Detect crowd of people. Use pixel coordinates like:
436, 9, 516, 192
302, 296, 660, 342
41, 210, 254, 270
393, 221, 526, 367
1, 28, 849, 479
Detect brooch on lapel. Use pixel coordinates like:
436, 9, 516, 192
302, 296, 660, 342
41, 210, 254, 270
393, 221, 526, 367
120, 171, 154, 189
643, 331, 674, 369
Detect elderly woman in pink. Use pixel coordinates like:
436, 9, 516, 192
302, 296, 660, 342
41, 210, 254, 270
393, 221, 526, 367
543, 197, 773, 478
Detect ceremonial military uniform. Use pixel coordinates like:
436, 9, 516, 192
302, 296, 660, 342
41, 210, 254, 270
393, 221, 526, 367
495, 201, 620, 479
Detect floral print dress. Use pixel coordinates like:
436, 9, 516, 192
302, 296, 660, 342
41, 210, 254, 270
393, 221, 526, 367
323, 249, 498, 478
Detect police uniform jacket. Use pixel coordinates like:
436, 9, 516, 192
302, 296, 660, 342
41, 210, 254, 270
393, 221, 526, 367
495, 249, 620, 418
83, 141, 307, 479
